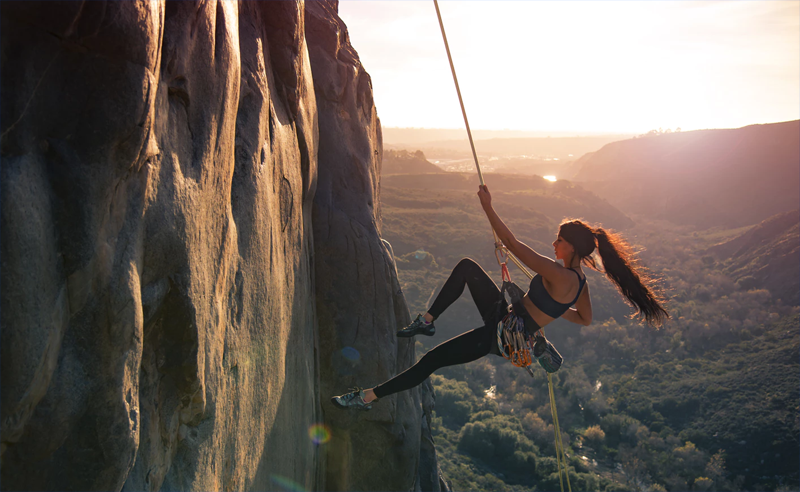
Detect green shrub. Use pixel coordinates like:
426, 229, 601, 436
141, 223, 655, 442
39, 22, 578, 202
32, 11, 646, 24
583, 425, 605, 446
431, 375, 478, 429
693, 477, 713, 491
735, 275, 758, 290
600, 413, 643, 447
470, 410, 496, 422
457, 414, 538, 475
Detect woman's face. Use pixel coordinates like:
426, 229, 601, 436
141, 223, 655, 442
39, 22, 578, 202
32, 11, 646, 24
552, 235, 575, 261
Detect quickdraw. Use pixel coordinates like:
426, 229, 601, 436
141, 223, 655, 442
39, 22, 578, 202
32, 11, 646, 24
495, 246, 536, 370
495, 243, 512, 283
497, 311, 531, 367
495, 244, 534, 367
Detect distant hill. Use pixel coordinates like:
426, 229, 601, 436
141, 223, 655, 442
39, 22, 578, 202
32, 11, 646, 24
572, 121, 800, 228
707, 210, 799, 302
382, 172, 634, 231
416, 135, 634, 161
382, 127, 630, 146
386, 135, 633, 167
382, 149, 443, 175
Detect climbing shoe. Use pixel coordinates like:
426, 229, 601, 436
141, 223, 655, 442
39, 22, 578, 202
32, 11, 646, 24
331, 387, 375, 411
396, 314, 435, 337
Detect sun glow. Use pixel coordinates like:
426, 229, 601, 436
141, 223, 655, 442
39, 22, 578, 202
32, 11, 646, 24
339, 1, 800, 133
543, 175, 557, 182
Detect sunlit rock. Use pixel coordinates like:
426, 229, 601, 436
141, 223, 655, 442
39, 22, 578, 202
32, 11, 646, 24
1, 1, 440, 490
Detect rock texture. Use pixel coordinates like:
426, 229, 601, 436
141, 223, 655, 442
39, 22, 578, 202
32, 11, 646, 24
306, 3, 437, 490
1, 1, 439, 490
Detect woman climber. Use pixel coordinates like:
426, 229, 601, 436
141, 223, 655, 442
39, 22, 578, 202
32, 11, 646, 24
332, 185, 668, 410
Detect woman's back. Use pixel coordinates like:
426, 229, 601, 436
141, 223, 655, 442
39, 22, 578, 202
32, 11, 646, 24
522, 267, 586, 328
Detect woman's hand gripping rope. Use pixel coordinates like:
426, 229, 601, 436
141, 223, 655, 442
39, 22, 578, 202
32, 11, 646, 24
477, 184, 492, 210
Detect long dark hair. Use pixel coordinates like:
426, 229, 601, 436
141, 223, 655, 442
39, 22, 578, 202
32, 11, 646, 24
559, 219, 669, 327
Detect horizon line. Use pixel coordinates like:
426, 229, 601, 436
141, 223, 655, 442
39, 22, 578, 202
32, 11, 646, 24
381, 119, 799, 134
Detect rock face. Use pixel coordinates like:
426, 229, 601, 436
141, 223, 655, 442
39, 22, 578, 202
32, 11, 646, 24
306, 3, 439, 490
1, 1, 438, 490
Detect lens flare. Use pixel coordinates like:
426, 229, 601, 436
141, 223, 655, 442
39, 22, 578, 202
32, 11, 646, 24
308, 423, 331, 445
270, 475, 307, 492
341, 346, 361, 362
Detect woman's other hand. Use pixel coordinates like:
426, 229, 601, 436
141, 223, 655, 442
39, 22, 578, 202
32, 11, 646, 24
477, 185, 492, 210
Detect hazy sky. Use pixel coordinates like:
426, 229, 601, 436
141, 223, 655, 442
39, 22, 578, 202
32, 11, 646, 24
338, 1, 800, 134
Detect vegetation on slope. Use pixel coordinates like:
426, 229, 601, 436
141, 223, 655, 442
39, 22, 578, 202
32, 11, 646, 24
383, 149, 444, 175
572, 120, 800, 228
706, 209, 800, 301
381, 172, 799, 491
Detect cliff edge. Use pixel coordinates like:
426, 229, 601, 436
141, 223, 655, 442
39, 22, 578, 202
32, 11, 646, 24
0, 1, 441, 490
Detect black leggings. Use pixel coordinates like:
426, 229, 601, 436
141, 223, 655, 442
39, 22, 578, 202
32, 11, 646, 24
373, 258, 502, 398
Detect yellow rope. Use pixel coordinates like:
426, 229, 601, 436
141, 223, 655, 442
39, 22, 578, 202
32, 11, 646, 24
549, 372, 573, 492
433, 3, 571, 490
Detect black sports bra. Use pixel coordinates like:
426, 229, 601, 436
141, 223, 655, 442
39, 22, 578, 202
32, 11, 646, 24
527, 268, 586, 318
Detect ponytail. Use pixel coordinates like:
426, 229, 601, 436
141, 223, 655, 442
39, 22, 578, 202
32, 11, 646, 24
591, 228, 669, 327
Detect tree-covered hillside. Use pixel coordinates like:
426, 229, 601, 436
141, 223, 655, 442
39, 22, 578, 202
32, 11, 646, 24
383, 149, 443, 175
706, 209, 800, 302
380, 173, 799, 491
573, 121, 799, 229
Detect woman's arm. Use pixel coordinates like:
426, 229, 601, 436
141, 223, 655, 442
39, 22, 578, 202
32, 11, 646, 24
561, 284, 592, 325
560, 308, 584, 324
477, 185, 565, 280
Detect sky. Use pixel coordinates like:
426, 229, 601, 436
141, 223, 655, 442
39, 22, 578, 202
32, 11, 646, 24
338, 1, 800, 134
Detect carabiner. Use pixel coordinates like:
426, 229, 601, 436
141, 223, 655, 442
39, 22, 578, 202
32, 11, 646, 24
500, 263, 511, 283
495, 245, 511, 283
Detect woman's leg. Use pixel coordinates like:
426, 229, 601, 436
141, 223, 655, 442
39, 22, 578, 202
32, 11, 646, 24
427, 258, 500, 320
371, 323, 495, 399
361, 259, 501, 402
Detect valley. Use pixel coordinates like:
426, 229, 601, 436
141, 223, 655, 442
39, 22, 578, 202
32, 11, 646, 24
380, 123, 800, 492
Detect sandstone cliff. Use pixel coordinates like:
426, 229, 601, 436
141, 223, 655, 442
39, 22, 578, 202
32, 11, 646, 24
306, 3, 444, 491
0, 1, 440, 490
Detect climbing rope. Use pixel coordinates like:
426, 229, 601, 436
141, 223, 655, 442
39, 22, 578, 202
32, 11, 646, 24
433, 2, 571, 490
550, 373, 572, 491
432, 0, 484, 187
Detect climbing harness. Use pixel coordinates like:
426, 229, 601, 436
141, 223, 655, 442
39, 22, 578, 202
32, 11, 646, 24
497, 309, 565, 373
493, 279, 531, 367
491, 267, 564, 377
493, 264, 564, 374
494, 280, 563, 373
433, 2, 572, 490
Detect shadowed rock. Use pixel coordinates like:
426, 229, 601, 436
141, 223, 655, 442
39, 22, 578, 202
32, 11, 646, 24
1, 1, 443, 490
306, 2, 441, 490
